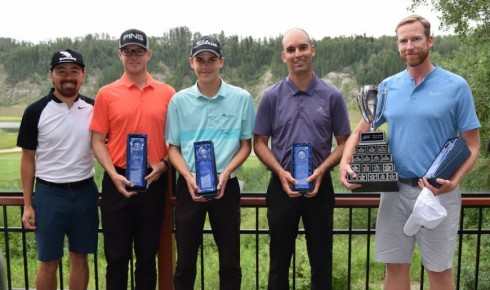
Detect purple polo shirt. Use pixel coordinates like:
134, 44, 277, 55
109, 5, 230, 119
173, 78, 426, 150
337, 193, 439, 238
254, 74, 351, 170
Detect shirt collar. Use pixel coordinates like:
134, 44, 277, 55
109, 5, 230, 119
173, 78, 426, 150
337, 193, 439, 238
285, 73, 318, 97
192, 78, 226, 100
121, 72, 155, 89
49, 88, 80, 103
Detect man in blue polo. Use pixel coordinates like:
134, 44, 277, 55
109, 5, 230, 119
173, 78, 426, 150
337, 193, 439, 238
254, 28, 351, 290
165, 35, 256, 290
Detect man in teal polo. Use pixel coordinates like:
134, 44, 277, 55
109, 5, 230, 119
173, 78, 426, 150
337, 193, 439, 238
165, 35, 256, 290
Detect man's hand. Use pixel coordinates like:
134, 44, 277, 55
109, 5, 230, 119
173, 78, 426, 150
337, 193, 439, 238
420, 177, 456, 195
110, 173, 138, 198
214, 172, 230, 200
302, 167, 328, 198
279, 170, 302, 198
22, 205, 36, 230
145, 160, 168, 188
184, 175, 208, 202
340, 161, 362, 190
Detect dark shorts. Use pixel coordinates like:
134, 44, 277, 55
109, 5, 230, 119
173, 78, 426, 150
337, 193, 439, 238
33, 179, 99, 262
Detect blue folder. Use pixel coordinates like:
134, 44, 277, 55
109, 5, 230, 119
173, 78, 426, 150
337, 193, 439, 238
423, 136, 470, 188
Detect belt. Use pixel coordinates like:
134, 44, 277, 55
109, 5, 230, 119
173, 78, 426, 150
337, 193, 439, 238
36, 177, 93, 190
399, 178, 420, 187
191, 171, 237, 179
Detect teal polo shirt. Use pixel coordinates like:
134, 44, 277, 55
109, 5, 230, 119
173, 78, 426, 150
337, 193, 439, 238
165, 79, 256, 173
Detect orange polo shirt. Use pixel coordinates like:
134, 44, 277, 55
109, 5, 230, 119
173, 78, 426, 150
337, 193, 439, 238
90, 73, 175, 168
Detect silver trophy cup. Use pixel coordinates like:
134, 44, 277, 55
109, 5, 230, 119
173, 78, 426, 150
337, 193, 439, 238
357, 85, 387, 142
348, 85, 398, 192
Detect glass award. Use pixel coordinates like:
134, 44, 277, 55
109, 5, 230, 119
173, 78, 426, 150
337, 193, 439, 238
291, 143, 313, 192
423, 136, 470, 188
194, 140, 218, 199
126, 134, 147, 192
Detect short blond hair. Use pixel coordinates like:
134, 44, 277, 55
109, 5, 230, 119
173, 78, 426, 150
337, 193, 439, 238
395, 15, 431, 37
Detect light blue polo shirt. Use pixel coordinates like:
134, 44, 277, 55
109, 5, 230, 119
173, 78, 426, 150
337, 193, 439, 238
165, 79, 256, 173
375, 66, 480, 178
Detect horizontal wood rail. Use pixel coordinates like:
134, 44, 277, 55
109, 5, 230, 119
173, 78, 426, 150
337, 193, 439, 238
4, 193, 490, 207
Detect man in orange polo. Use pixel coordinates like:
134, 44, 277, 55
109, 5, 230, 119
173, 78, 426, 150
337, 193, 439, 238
90, 28, 175, 290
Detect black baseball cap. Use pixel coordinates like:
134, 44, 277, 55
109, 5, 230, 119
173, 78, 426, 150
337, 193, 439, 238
191, 36, 222, 57
119, 28, 149, 49
50, 49, 85, 69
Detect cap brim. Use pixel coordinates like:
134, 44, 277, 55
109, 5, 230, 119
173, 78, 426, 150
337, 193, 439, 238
50, 61, 85, 69
403, 214, 421, 236
119, 42, 148, 49
192, 49, 220, 57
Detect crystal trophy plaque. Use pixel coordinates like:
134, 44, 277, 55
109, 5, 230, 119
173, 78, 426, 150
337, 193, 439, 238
347, 85, 398, 192
291, 143, 313, 193
423, 136, 470, 188
126, 134, 147, 192
194, 140, 218, 199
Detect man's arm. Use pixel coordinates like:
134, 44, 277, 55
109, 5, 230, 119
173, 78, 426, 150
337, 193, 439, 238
168, 144, 206, 202
145, 155, 168, 188
305, 134, 350, 197
216, 139, 252, 198
222, 139, 252, 177
91, 131, 135, 197
20, 149, 36, 229
253, 134, 298, 197
339, 119, 371, 190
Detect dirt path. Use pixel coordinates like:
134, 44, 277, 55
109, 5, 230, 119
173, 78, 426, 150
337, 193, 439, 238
0, 147, 21, 153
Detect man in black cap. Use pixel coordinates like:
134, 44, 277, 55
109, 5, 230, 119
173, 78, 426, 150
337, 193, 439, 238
91, 28, 175, 290
18, 49, 99, 290
166, 35, 256, 290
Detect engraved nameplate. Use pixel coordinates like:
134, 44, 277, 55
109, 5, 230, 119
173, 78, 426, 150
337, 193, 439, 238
360, 131, 386, 144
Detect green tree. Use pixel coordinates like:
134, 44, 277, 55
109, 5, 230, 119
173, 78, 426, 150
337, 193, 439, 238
410, 0, 490, 153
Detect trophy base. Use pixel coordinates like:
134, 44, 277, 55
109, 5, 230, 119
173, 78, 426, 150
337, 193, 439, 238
348, 133, 399, 192
198, 191, 218, 200
350, 181, 399, 193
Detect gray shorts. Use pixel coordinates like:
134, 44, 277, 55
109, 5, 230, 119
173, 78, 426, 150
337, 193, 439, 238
374, 182, 461, 272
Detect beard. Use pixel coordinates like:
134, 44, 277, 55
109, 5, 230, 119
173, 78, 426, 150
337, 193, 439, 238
400, 48, 430, 67
56, 80, 79, 98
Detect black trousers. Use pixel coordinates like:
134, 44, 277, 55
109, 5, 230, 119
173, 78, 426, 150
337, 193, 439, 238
267, 173, 334, 290
173, 175, 242, 290
100, 168, 167, 290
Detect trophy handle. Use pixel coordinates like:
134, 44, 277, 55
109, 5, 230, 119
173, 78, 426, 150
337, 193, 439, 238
374, 89, 387, 129
356, 93, 368, 125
